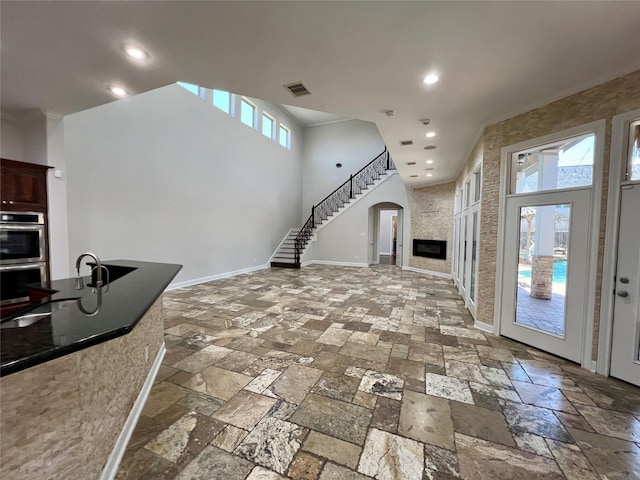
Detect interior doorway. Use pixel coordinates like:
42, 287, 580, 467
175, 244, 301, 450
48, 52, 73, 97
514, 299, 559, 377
377, 209, 398, 265
368, 203, 403, 267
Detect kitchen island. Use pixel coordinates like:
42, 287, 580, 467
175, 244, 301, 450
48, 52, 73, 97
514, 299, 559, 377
0, 260, 181, 480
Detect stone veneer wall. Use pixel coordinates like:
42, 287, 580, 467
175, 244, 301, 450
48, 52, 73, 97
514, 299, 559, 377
458, 70, 640, 359
0, 297, 164, 479
408, 181, 455, 274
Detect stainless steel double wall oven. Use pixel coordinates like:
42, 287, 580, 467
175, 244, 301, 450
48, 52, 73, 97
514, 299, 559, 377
0, 212, 47, 305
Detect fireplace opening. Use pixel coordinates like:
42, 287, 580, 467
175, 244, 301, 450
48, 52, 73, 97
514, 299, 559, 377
413, 239, 446, 260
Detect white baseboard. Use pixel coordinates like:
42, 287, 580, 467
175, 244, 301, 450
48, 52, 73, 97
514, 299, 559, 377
401, 265, 453, 280
167, 264, 270, 290
474, 320, 494, 334
303, 260, 369, 268
99, 343, 166, 480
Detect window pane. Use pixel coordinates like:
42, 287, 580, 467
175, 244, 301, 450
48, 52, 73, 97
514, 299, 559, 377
213, 90, 230, 113
262, 114, 274, 138
464, 181, 470, 207
511, 133, 595, 194
474, 171, 481, 202
629, 121, 640, 181
177, 82, 199, 95
279, 126, 289, 148
240, 100, 255, 127
515, 204, 570, 337
470, 212, 478, 301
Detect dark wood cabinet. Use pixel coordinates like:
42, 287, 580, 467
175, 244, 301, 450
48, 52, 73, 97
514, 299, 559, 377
0, 159, 53, 318
1, 159, 51, 212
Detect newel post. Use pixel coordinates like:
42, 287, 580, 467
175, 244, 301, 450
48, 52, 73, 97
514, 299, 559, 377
349, 175, 353, 199
386, 151, 390, 170
311, 205, 315, 228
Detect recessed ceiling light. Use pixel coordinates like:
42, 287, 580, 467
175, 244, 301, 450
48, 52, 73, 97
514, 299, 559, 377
109, 85, 129, 97
426, 159, 434, 164
124, 45, 149, 61
426, 173, 433, 177
423, 73, 439, 85
425, 131, 436, 138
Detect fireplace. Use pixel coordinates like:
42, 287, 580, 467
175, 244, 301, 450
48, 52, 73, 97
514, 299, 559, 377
413, 239, 447, 260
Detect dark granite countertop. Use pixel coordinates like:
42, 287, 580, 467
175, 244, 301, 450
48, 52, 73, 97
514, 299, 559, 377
0, 260, 181, 377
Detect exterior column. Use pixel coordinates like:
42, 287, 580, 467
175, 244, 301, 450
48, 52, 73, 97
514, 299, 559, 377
531, 152, 558, 299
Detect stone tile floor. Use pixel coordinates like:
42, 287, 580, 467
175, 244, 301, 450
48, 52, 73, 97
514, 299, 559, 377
116, 265, 640, 480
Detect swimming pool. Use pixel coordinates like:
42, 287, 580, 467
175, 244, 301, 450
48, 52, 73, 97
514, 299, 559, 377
519, 260, 567, 284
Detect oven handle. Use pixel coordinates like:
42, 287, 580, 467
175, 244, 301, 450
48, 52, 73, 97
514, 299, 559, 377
0, 262, 46, 271
0, 224, 45, 230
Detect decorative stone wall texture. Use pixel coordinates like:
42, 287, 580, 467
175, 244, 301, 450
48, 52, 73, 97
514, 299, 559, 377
0, 297, 164, 480
408, 181, 455, 274
455, 69, 640, 360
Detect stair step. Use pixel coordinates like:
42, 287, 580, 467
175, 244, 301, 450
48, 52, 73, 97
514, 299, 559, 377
271, 261, 300, 269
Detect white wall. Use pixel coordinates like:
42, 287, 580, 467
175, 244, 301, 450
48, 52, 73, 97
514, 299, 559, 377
309, 173, 410, 265
64, 84, 302, 285
378, 209, 396, 255
301, 119, 386, 221
1, 114, 47, 164
1, 118, 25, 160
46, 114, 70, 279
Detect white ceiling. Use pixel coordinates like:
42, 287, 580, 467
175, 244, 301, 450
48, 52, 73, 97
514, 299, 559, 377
2, 1, 639, 188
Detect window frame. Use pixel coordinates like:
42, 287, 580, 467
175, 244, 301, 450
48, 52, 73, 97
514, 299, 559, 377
262, 112, 275, 140
279, 124, 291, 149
213, 89, 232, 114
240, 97, 257, 129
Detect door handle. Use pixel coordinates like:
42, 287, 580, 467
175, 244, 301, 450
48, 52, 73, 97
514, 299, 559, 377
617, 290, 629, 298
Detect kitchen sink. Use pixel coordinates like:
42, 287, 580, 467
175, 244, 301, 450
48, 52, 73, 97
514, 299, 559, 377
87, 264, 137, 288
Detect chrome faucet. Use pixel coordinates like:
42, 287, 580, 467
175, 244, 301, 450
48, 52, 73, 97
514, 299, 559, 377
75, 252, 102, 290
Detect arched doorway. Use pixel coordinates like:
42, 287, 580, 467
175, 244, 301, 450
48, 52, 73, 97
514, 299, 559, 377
368, 202, 404, 267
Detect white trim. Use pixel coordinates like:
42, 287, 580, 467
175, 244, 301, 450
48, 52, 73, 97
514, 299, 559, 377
474, 320, 494, 334
598, 108, 640, 376
99, 343, 166, 480
304, 260, 369, 268
494, 119, 605, 370
379, 252, 391, 256
167, 264, 270, 290
581, 119, 606, 369
402, 265, 453, 280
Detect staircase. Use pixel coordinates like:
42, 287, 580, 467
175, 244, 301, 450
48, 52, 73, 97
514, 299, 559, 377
271, 148, 396, 269
270, 228, 301, 268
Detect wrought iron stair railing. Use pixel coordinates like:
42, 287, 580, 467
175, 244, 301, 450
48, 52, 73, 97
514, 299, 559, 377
294, 148, 395, 264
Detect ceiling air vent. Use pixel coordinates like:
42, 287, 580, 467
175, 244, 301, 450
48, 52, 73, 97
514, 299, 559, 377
400, 140, 413, 146
284, 81, 311, 97
410, 175, 418, 178
424, 145, 437, 150
406, 161, 416, 166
